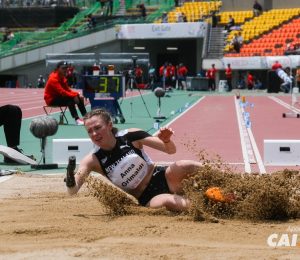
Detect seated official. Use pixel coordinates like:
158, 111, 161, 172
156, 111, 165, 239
44, 61, 87, 125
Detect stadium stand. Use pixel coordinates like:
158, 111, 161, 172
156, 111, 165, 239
224, 8, 300, 57
239, 17, 300, 57
0, 0, 175, 58
0, 2, 102, 57
155, 1, 222, 23
217, 10, 254, 26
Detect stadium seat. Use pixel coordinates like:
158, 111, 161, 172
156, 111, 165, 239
155, 1, 222, 23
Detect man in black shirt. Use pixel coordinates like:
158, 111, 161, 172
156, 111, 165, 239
253, 1, 263, 16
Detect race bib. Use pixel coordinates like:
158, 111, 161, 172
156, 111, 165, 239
107, 153, 148, 191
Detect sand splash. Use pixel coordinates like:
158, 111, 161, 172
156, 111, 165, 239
86, 151, 300, 221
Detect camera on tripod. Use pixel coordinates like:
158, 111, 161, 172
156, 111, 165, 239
128, 69, 135, 78
132, 55, 138, 68
126, 56, 138, 79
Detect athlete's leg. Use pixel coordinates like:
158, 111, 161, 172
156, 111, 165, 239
165, 160, 202, 194
147, 193, 190, 211
0, 105, 22, 148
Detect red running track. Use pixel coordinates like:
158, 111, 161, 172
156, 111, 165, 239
147, 95, 300, 174
0, 89, 49, 118
248, 95, 300, 173
147, 96, 244, 164
0, 88, 143, 119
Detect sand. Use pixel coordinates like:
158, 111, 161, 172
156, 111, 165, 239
0, 174, 299, 259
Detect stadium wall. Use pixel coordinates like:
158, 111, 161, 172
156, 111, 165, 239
272, 0, 300, 9
7, 40, 121, 88
0, 23, 206, 87
0, 28, 118, 87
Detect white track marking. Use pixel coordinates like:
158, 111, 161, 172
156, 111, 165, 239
269, 96, 300, 113
235, 98, 266, 174
152, 96, 206, 135
234, 98, 252, 173
247, 128, 266, 174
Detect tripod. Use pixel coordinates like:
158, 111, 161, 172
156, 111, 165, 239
128, 73, 151, 117
153, 95, 166, 121
31, 137, 58, 169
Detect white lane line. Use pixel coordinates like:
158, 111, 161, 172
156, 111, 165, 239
19, 91, 151, 120
156, 161, 245, 166
247, 127, 266, 174
269, 96, 300, 113
234, 98, 252, 173
236, 98, 266, 174
152, 96, 206, 135
22, 106, 47, 111
244, 138, 255, 162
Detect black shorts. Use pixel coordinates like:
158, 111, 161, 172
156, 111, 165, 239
138, 166, 171, 206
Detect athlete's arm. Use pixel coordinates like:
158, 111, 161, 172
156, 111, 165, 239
129, 127, 176, 154
67, 153, 103, 195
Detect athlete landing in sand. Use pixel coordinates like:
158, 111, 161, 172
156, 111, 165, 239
66, 108, 203, 212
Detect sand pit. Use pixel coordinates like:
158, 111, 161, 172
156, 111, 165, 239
0, 173, 299, 259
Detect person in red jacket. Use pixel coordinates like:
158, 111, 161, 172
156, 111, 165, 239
44, 61, 87, 125
225, 63, 232, 92
159, 62, 169, 89
206, 64, 217, 91
167, 63, 176, 88
271, 60, 282, 71
134, 65, 143, 85
247, 71, 254, 90
177, 63, 188, 90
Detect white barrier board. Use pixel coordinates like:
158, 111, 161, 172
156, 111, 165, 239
264, 140, 300, 166
52, 139, 95, 165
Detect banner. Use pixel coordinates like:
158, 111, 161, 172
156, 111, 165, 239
116, 22, 207, 39
222, 57, 263, 69
219, 55, 300, 70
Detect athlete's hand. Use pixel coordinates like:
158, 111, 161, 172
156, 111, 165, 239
158, 127, 174, 143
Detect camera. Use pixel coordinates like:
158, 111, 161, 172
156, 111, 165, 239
132, 56, 138, 68
128, 69, 135, 78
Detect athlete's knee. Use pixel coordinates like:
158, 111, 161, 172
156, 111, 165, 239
163, 195, 189, 211
7, 105, 22, 119
172, 160, 202, 175
15, 106, 22, 118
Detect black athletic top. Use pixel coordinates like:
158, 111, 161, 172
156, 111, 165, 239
94, 129, 153, 191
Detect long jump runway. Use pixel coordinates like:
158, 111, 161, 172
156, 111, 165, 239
147, 94, 300, 174
0, 88, 300, 175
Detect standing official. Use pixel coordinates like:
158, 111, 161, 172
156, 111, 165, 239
225, 64, 232, 92
206, 64, 217, 91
